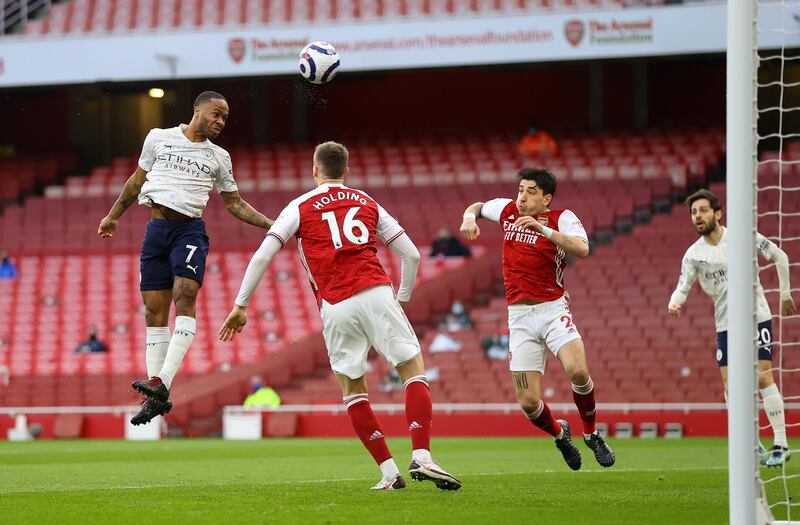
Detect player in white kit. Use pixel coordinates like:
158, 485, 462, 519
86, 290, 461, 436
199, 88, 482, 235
98, 91, 273, 425
460, 166, 615, 471
668, 189, 796, 467
219, 141, 461, 491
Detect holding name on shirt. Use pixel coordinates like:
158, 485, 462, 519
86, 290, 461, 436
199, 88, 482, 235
311, 190, 369, 210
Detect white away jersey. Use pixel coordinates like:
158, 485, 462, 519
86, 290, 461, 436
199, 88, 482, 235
137, 126, 238, 218
670, 227, 775, 332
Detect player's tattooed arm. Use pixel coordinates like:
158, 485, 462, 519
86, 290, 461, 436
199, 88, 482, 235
109, 167, 147, 218
98, 167, 148, 237
221, 191, 275, 229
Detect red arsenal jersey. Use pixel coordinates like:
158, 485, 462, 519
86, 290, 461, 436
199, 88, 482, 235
480, 198, 588, 304
267, 183, 405, 305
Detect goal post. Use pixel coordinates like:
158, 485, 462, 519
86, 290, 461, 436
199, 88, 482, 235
729, 1, 800, 523
727, 0, 765, 524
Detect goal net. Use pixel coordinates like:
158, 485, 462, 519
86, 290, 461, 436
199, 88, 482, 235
730, 1, 800, 523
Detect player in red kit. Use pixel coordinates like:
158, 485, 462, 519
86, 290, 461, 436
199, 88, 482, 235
459, 166, 614, 470
219, 142, 461, 491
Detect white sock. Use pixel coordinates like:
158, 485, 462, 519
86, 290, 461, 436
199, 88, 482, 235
145, 327, 171, 377
760, 384, 788, 448
379, 458, 400, 480
412, 448, 432, 463
157, 316, 196, 390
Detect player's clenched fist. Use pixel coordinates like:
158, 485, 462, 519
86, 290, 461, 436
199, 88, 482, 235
98, 216, 118, 238
668, 302, 683, 317
219, 305, 247, 341
460, 214, 481, 241
514, 216, 544, 233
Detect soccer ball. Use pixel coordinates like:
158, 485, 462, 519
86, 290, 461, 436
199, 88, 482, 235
299, 42, 340, 85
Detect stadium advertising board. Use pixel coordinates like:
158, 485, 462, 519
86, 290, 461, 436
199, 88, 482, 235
0, 4, 795, 87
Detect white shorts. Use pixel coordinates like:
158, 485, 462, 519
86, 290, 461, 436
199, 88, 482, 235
507, 296, 582, 374
320, 284, 421, 380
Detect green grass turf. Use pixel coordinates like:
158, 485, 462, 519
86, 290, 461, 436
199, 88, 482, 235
0, 437, 796, 524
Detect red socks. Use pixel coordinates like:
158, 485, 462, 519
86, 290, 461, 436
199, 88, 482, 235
572, 378, 597, 435
526, 400, 561, 437
344, 394, 392, 465
404, 376, 432, 451
344, 375, 433, 464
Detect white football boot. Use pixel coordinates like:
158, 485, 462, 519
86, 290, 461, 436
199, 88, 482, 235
408, 459, 462, 491
369, 474, 406, 490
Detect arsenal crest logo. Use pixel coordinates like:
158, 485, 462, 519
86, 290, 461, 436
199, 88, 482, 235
537, 215, 549, 226
564, 19, 585, 47
228, 38, 246, 63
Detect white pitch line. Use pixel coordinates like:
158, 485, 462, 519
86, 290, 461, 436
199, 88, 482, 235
0, 466, 729, 495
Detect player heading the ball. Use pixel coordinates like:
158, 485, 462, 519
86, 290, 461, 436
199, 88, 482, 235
98, 91, 274, 426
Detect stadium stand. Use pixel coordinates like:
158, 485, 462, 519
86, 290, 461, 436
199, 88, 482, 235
0, 152, 76, 209
0, 245, 481, 377
46, 129, 721, 199
0, 128, 749, 435
274, 181, 800, 408
13, 0, 673, 37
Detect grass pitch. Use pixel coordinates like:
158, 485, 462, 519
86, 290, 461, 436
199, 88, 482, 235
1, 437, 796, 524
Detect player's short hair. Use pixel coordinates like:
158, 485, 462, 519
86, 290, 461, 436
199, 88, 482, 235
685, 189, 722, 212
194, 91, 227, 108
517, 166, 557, 198
314, 141, 349, 179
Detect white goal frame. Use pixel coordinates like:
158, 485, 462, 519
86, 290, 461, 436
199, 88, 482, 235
727, 2, 795, 524
727, 0, 760, 522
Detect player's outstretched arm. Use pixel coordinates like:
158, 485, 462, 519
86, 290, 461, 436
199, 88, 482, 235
460, 202, 484, 241
219, 235, 283, 341
759, 235, 797, 316
98, 167, 148, 238
387, 233, 421, 305
220, 190, 275, 230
